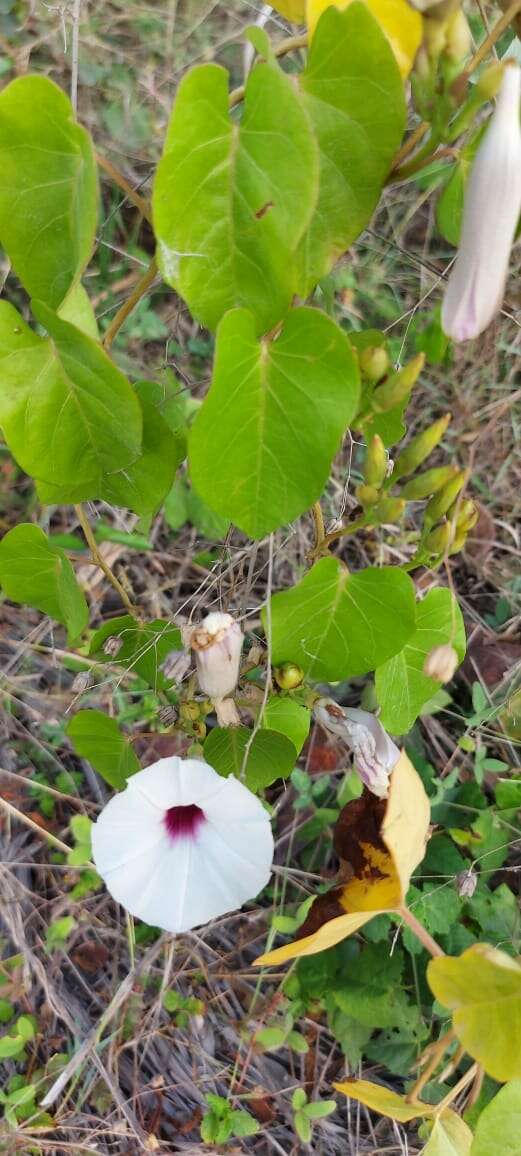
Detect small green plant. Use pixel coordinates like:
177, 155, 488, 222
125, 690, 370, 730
291, 1088, 336, 1144
200, 1093, 259, 1145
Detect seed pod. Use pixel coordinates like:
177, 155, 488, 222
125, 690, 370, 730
159, 705, 178, 727
275, 663, 304, 691
72, 670, 92, 695
424, 521, 454, 555
400, 465, 458, 500
423, 643, 459, 682
187, 612, 243, 700
359, 345, 390, 384
103, 635, 123, 658
363, 435, 387, 487
393, 413, 451, 480
372, 354, 425, 413
372, 497, 406, 523
356, 483, 380, 508
424, 469, 470, 527
456, 868, 478, 899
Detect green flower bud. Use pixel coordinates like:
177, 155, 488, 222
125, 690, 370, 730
452, 498, 478, 532
424, 520, 454, 555
445, 8, 471, 62
476, 62, 504, 101
393, 413, 451, 480
356, 483, 380, 508
372, 497, 406, 523
275, 663, 304, 691
424, 469, 470, 527
399, 465, 457, 500
359, 345, 390, 384
180, 700, 200, 722
372, 353, 425, 413
363, 435, 387, 487
448, 529, 468, 555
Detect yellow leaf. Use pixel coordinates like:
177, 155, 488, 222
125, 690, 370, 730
421, 1111, 473, 1156
255, 750, 430, 966
306, 0, 423, 78
333, 1078, 435, 1122
271, 0, 306, 20
428, 944, 521, 1083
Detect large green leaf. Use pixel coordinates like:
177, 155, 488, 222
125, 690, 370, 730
88, 615, 182, 691
0, 76, 98, 308
204, 726, 296, 792
263, 697, 310, 755
189, 308, 359, 538
66, 710, 140, 790
471, 1082, 521, 1156
0, 301, 142, 497
0, 524, 88, 644
422, 1111, 473, 1156
375, 588, 466, 734
101, 382, 185, 516
263, 556, 416, 680
296, 3, 406, 292
153, 58, 318, 333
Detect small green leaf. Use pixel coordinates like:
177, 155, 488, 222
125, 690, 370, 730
66, 710, 140, 789
265, 556, 416, 680
376, 588, 466, 733
288, 1030, 309, 1054
0, 1034, 25, 1059
0, 75, 98, 308
256, 1026, 287, 1050
0, 1000, 13, 1023
292, 1089, 308, 1110
153, 57, 319, 332
189, 307, 359, 538
304, 1100, 336, 1120
231, 1110, 260, 1138
294, 1109, 312, 1143
45, 916, 77, 952
88, 615, 182, 691
0, 301, 142, 499
0, 524, 88, 644
204, 726, 296, 791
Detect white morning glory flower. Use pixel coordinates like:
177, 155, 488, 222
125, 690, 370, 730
91, 756, 274, 933
314, 698, 400, 798
442, 63, 521, 342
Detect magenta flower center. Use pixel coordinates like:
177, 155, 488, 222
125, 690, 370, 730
164, 803, 206, 841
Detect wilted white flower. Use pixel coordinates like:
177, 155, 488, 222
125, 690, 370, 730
442, 63, 521, 342
423, 643, 458, 683
184, 612, 243, 701
91, 756, 273, 933
456, 868, 478, 899
314, 698, 400, 798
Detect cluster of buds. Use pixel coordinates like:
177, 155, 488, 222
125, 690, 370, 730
184, 611, 243, 727
412, 0, 471, 120
356, 346, 425, 430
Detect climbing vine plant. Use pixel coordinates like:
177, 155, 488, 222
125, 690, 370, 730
1, 1, 521, 1151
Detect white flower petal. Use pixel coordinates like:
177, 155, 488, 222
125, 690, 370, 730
91, 756, 274, 934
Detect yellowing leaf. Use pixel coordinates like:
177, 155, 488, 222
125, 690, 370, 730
333, 1078, 434, 1122
272, 0, 306, 18
255, 751, 430, 965
306, 0, 422, 77
427, 944, 521, 1082
421, 1111, 473, 1156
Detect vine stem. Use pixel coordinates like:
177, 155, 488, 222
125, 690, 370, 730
75, 504, 137, 617
398, 905, 445, 958
103, 256, 158, 351
228, 32, 307, 108
95, 151, 152, 223
311, 501, 326, 554
436, 1061, 479, 1114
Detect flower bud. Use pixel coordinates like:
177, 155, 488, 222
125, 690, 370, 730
423, 14, 448, 59
400, 465, 457, 500
423, 643, 459, 682
453, 498, 478, 532
187, 612, 243, 700
72, 670, 92, 695
476, 62, 504, 102
372, 354, 425, 412
363, 435, 387, 487
314, 698, 400, 799
372, 497, 406, 523
275, 662, 304, 690
424, 520, 454, 555
456, 868, 478, 899
180, 700, 200, 722
161, 648, 191, 683
356, 483, 380, 508
359, 345, 390, 384
424, 469, 469, 527
103, 635, 123, 658
445, 9, 471, 62
442, 64, 521, 342
393, 414, 451, 480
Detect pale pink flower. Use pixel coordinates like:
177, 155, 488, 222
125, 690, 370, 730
314, 699, 400, 798
442, 63, 521, 341
184, 612, 243, 701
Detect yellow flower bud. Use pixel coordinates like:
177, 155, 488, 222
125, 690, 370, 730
393, 413, 451, 480
400, 465, 457, 500
445, 9, 471, 62
476, 62, 505, 102
424, 521, 454, 555
423, 643, 459, 682
356, 483, 380, 508
424, 469, 469, 527
275, 663, 304, 690
372, 497, 406, 523
363, 435, 387, 487
372, 354, 425, 413
359, 345, 390, 384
